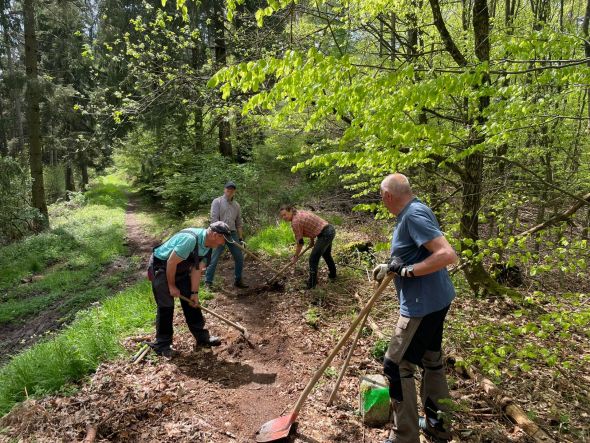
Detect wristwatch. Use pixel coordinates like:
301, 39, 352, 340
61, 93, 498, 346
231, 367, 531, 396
403, 265, 415, 277
191, 291, 199, 295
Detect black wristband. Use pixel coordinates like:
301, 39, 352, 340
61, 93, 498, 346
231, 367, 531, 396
191, 291, 198, 295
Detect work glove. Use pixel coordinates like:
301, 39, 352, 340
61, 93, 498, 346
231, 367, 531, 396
372, 264, 389, 283
388, 255, 415, 277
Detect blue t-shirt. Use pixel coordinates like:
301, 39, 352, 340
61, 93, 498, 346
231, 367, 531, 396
390, 198, 455, 317
154, 228, 210, 261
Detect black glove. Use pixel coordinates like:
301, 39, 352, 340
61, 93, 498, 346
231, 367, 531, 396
388, 256, 415, 277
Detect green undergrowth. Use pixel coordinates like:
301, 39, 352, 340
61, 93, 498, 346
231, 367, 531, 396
0, 280, 154, 415
246, 221, 295, 256
448, 291, 590, 379
0, 175, 130, 324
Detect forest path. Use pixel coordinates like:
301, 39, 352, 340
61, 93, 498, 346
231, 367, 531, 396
0, 198, 538, 442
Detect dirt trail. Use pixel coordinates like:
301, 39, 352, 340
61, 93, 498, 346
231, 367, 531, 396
0, 198, 153, 364
0, 200, 538, 442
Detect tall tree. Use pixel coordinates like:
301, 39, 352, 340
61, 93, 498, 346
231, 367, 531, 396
23, 0, 47, 224
209, 0, 232, 157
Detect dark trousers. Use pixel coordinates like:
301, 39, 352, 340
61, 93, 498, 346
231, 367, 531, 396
309, 224, 337, 279
151, 265, 210, 350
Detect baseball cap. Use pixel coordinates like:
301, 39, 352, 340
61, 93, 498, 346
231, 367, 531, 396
209, 221, 231, 236
225, 181, 237, 189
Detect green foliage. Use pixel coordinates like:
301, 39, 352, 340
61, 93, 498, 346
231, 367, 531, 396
449, 290, 590, 380
0, 175, 128, 323
0, 281, 155, 415
246, 221, 294, 256
159, 154, 256, 215
305, 307, 320, 328
0, 158, 42, 244
323, 366, 338, 379
370, 338, 389, 361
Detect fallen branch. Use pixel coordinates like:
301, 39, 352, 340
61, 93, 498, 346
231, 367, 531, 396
517, 192, 590, 237
448, 355, 555, 442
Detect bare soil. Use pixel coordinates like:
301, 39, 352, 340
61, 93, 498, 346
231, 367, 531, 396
1, 203, 586, 442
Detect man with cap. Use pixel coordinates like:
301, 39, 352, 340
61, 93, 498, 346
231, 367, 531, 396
205, 181, 249, 289
148, 221, 231, 357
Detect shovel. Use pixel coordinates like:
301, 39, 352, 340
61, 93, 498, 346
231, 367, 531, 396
228, 239, 278, 275
178, 294, 250, 339
266, 244, 312, 285
255, 273, 395, 442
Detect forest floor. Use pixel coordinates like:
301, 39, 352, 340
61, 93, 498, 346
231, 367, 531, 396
1, 197, 588, 442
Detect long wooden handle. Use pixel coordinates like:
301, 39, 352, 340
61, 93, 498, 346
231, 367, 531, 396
231, 241, 277, 275
178, 294, 247, 335
291, 274, 395, 417
327, 309, 370, 405
267, 245, 312, 284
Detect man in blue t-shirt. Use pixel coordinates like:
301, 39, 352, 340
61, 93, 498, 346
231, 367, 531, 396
372, 173, 458, 443
149, 221, 230, 357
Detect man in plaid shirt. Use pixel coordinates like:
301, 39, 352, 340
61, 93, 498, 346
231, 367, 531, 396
279, 204, 337, 289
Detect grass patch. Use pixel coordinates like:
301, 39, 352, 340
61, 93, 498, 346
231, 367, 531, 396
0, 280, 154, 415
246, 221, 294, 256
0, 175, 129, 324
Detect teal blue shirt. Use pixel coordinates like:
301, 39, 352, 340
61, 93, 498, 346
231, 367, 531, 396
153, 228, 209, 261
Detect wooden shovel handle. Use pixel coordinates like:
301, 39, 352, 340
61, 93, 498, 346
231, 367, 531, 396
327, 309, 370, 405
267, 245, 312, 284
231, 241, 277, 275
291, 273, 395, 417
178, 294, 247, 335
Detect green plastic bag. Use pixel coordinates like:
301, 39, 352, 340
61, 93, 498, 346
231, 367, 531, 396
363, 386, 389, 411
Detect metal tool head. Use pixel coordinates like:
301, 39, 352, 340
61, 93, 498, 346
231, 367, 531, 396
255, 411, 297, 442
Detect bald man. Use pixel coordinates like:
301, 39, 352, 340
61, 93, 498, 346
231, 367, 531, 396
373, 173, 457, 443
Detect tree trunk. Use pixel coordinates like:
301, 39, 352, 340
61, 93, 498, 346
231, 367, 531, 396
189, 0, 205, 152
65, 163, 75, 194
0, 96, 7, 156
24, 0, 48, 225
461, 0, 492, 292
583, 0, 590, 131
78, 151, 88, 190
211, 0, 232, 157
1, 0, 25, 156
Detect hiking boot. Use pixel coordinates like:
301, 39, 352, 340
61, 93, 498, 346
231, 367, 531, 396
234, 280, 249, 289
306, 273, 318, 289
204, 281, 213, 289
328, 273, 337, 281
419, 416, 452, 442
196, 336, 222, 347
154, 347, 176, 359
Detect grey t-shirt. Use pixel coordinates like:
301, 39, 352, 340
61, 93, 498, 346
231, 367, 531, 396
390, 198, 456, 317
210, 195, 242, 231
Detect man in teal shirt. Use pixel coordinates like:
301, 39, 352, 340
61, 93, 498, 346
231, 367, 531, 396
149, 221, 231, 357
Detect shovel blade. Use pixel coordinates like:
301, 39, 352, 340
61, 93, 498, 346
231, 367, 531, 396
255, 412, 297, 442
